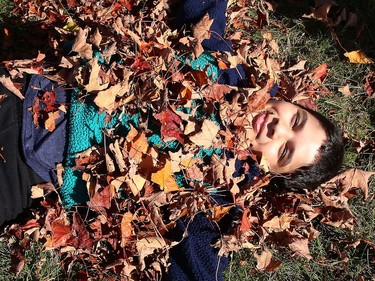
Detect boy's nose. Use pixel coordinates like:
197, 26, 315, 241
268, 118, 293, 140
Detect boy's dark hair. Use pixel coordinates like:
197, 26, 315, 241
269, 105, 345, 192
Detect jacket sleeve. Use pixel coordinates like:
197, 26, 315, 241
163, 213, 228, 281
172, 0, 246, 86
22, 75, 67, 184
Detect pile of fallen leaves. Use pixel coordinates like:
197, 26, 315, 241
1, 0, 374, 279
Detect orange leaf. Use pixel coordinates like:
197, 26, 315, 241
211, 205, 233, 221
51, 217, 72, 248
344, 50, 374, 64
120, 212, 134, 247
151, 159, 180, 192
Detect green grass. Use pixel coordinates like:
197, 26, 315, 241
0, 238, 61, 281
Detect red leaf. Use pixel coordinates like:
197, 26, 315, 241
41, 90, 57, 112
310, 63, 328, 82
130, 56, 151, 74
240, 209, 252, 233
51, 217, 72, 248
72, 213, 93, 250
154, 108, 184, 144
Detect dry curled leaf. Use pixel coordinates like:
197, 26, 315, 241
330, 168, 375, 199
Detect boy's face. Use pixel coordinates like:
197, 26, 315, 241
250, 100, 327, 174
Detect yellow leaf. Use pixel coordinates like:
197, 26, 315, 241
151, 159, 179, 192
211, 205, 233, 221
344, 50, 374, 64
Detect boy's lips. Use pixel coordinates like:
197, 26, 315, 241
252, 112, 267, 137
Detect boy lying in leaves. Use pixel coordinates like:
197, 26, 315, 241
0, 0, 350, 280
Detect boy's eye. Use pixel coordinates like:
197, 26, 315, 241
280, 145, 287, 160
292, 112, 299, 128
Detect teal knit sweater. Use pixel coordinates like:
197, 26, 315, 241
61, 53, 220, 207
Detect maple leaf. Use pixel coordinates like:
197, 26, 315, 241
329, 168, 375, 199
51, 217, 72, 248
189, 119, 220, 147
154, 108, 184, 144
151, 159, 180, 192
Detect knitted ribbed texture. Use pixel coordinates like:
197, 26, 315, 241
61, 90, 139, 207
178, 50, 219, 82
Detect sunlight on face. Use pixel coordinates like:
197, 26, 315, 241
249, 100, 327, 174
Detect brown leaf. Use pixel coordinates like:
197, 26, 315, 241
254, 247, 281, 272
72, 213, 93, 250
330, 168, 375, 199
338, 84, 353, 96
154, 108, 184, 144
189, 119, 219, 147
192, 13, 213, 58
303, 1, 333, 22
10, 246, 26, 276
71, 28, 93, 59
364, 72, 375, 97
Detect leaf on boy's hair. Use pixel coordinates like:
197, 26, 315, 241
344, 50, 374, 64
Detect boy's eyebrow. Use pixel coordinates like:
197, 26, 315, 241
279, 110, 308, 167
